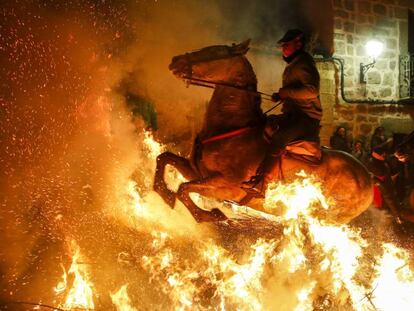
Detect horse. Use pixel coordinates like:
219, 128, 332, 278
153, 40, 373, 223
395, 130, 414, 220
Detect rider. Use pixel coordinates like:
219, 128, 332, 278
243, 29, 322, 195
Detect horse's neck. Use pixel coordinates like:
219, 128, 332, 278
201, 86, 262, 137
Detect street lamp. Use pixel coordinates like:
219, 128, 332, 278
360, 39, 384, 83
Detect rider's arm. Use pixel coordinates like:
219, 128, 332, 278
279, 64, 319, 100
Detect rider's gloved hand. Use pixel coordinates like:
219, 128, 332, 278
271, 92, 281, 102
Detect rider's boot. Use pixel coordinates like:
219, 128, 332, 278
241, 150, 282, 197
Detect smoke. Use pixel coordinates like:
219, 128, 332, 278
0, 0, 336, 308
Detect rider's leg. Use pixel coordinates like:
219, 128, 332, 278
242, 113, 320, 195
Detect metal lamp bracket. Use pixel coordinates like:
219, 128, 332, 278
360, 58, 376, 83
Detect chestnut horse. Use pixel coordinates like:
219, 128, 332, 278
154, 40, 373, 223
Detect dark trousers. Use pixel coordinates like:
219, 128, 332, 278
267, 111, 320, 154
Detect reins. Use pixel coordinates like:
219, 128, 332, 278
184, 76, 282, 114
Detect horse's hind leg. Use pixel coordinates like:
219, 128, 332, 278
177, 176, 228, 222
154, 151, 199, 208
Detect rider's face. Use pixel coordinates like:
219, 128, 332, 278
281, 39, 303, 58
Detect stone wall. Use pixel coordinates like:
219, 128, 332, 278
326, 0, 414, 144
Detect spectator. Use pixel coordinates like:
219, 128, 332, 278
351, 140, 368, 163
370, 126, 392, 153
330, 126, 351, 153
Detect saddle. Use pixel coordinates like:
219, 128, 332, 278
285, 140, 322, 165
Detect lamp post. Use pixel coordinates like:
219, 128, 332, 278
360, 39, 384, 83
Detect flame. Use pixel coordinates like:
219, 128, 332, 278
143, 130, 165, 160
56, 241, 94, 310
142, 232, 276, 311
110, 285, 137, 311
52, 137, 414, 310
370, 243, 414, 310
126, 179, 146, 216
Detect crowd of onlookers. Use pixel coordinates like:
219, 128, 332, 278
329, 125, 414, 224
329, 126, 393, 162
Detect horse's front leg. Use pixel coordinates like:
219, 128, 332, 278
176, 175, 228, 223
154, 151, 199, 208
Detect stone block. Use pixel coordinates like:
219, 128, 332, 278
382, 51, 397, 58
372, 27, 389, 36
344, 77, 355, 87
347, 34, 353, 44
356, 114, 367, 122
389, 60, 396, 70
370, 90, 378, 97
360, 123, 373, 135
344, 21, 355, 32
356, 24, 372, 34
345, 66, 354, 76
367, 70, 381, 84
335, 33, 346, 40
335, 9, 349, 18
368, 105, 386, 115
333, 0, 342, 8
386, 38, 397, 49
335, 18, 343, 30
383, 72, 394, 86
356, 104, 368, 113
356, 85, 368, 97
375, 60, 387, 70
398, 0, 414, 8
347, 45, 354, 55
380, 87, 392, 97
344, 89, 355, 98
356, 44, 365, 56
376, 19, 396, 28
339, 109, 355, 121
335, 41, 346, 54
358, 1, 371, 14
344, 0, 354, 11
356, 14, 368, 23
394, 6, 408, 19
368, 116, 379, 123
373, 4, 387, 15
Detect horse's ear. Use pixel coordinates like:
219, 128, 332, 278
232, 39, 250, 55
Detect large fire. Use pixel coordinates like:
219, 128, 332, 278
47, 131, 414, 311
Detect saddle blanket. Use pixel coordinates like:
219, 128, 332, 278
285, 140, 322, 162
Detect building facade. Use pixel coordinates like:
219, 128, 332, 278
318, 0, 414, 146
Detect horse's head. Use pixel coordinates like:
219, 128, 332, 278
169, 39, 256, 87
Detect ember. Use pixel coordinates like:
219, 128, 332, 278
2, 1, 414, 310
